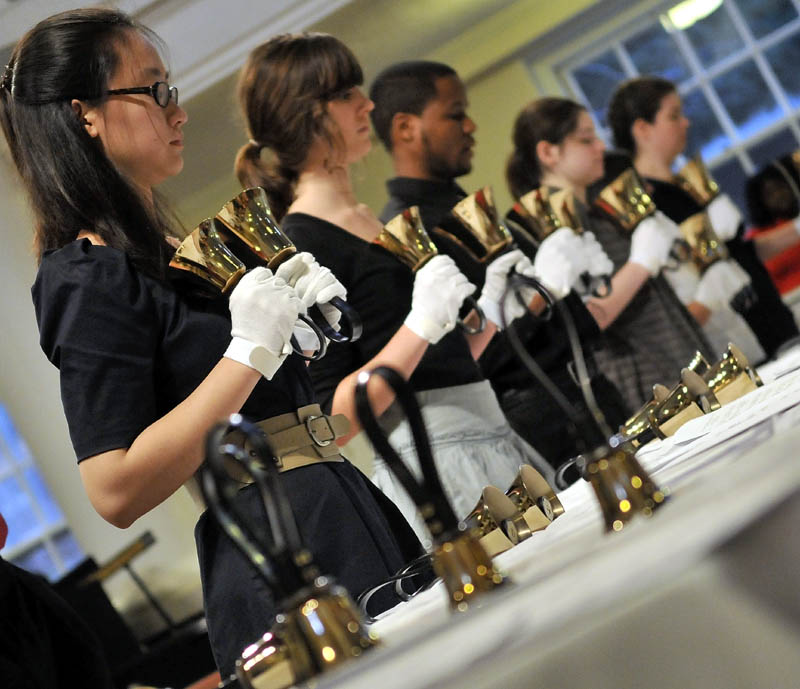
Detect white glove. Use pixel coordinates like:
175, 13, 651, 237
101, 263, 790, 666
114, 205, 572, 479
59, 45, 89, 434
629, 211, 677, 275
404, 254, 475, 344
580, 231, 614, 277
532, 228, 586, 299
225, 267, 302, 379
477, 249, 536, 327
706, 193, 742, 241
694, 260, 751, 312
275, 252, 347, 330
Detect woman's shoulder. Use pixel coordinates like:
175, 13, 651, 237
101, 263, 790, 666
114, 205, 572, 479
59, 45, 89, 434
33, 239, 148, 312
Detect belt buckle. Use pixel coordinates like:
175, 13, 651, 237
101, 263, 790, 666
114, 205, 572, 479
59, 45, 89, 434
305, 415, 334, 447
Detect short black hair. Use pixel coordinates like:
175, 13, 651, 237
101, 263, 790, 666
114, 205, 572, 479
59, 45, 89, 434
369, 60, 457, 150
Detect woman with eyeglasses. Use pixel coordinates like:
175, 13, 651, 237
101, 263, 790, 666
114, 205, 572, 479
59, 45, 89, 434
235, 33, 556, 546
608, 76, 799, 360
2, 8, 424, 677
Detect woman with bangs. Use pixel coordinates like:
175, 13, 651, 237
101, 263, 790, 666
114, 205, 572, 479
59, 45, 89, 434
236, 33, 554, 546
2, 9, 423, 678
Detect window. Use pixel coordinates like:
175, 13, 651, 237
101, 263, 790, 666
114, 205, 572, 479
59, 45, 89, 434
553, 0, 800, 216
0, 403, 84, 580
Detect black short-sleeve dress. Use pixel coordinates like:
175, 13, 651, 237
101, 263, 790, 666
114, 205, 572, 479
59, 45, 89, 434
31, 239, 422, 677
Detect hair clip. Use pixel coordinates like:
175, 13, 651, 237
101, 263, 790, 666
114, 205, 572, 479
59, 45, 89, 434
0, 63, 12, 93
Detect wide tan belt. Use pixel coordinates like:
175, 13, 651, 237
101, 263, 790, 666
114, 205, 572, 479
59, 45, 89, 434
223, 404, 349, 482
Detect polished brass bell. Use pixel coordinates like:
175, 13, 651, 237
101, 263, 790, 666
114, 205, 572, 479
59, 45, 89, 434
617, 383, 670, 446
548, 188, 584, 232
447, 186, 515, 262
685, 350, 712, 377
679, 210, 729, 270
505, 465, 564, 528
515, 187, 564, 241
593, 167, 656, 233
584, 443, 667, 532
463, 486, 518, 557
432, 532, 506, 612
169, 218, 246, 293
375, 206, 439, 272
675, 155, 720, 206
648, 368, 721, 439
236, 579, 378, 689
216, 187, 297, 270
703, 342, 764, 405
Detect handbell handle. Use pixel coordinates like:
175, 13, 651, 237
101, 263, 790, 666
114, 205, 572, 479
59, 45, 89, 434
354, 365, 460, 539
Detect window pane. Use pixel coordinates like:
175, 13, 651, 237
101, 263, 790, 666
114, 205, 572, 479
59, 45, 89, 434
572, 49, 626, 124
734, 0, 798, 39
0, 405, 32, 466
765, 34, 800, 108
747, 127, 800, 169
711, 156, 749, 213
683, 89, 730, 159
624, 24, 691, 83
23, 466, 64, 527
11, 543, 58, 581
0, 475, 41, 549
53, 529, 85, 573
684, 4, 744, 68
712, 60, 781, 138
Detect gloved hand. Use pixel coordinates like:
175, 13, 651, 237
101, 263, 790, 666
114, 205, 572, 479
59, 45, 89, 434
706, 193, 742, 241
532, 228, 586, 299
629, 211, 677, 275
404, 254, 475, 343
477, 248, 540, 327
580, 231, 614, 277
694, 260, 752, 312
275, 252, 347, 331
225, 267, 302, 379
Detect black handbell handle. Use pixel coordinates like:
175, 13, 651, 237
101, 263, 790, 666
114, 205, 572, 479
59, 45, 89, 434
354, 366, 460, 540
458, 296, 487, 335
581, 271, 613, 299
308, 295, 363, 344
291, 314, 328, 361
201, 415, 315, 594
507, 271, 556, 322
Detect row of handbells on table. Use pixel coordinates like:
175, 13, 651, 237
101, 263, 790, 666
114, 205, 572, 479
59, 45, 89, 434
169, 158, 761, 689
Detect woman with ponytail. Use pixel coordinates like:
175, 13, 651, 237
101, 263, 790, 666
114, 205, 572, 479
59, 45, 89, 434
236, 33, 554, 546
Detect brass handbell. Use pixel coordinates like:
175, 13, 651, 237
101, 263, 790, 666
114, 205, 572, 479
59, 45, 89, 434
355, 365, 506, 613
377, 207, 486, 334
463, 486, 519, 558
503, 465, 565, 543
583, 443, 667, 532
237, 579, 377, 689
675, 155, 720, 207
514, 186, 564, 242
375, 206, 439, 272
648, 368, 721, 439
169, 218, 245, 293
593, 167, 657, 233
448, 186, 515, 262
702, 342, 763, 405
617, 383, 670, 446
216, 187, 297, 270
679, 210, 728, 270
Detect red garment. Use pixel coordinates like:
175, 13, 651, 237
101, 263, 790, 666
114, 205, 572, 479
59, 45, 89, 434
745, 220, 800, 295
0, 511, 7, 549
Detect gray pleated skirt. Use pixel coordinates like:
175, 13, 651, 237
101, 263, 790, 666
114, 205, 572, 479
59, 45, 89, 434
370, 380, 554, 548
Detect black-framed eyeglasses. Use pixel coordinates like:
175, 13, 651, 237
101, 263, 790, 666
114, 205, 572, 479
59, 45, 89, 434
105, 81, 178, 108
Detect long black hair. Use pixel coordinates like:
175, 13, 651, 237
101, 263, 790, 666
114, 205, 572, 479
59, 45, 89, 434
607, 76, 676, 154
0, 8, 175, 278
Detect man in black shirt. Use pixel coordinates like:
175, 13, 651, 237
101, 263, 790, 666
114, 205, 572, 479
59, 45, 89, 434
369, 62, 629, 474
